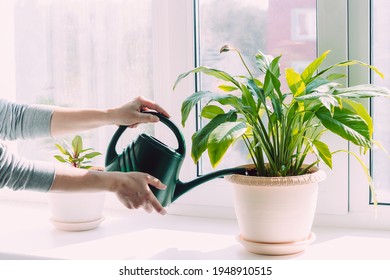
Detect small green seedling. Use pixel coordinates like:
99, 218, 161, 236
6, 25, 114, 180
54, 135, 101, 169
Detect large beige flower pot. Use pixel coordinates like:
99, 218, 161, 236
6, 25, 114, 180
226, 165, 326, 255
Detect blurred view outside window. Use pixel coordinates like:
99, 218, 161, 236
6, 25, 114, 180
198, 0, 316, 173
372, 0, 390, 204
13, 0, 153, 166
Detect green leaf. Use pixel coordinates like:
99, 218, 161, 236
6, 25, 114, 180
319, 95, 340, 113
191, 111, 237, 163
312, 140, 332, 169
247, 78, 265, 104
264, 56, 283, 103
264, 62, 283, 120
268, 55, 281, 78
326, 73, 347, 81
181, 91, 223, 126
305, 78, 336, 93
255, 51, 274, 74
207, 122, 247, 167
180, 91, 240, 126
342, 99, 373, 138
80, 166, 93, 170
84, 152, 102, 159
76, 157, 85, 163
317, 60, 384, 80
265, 56, 283, 98
286, 68, 306, 96
218, 84, 238, 92
54, 144, 71, 156
173, 66, 240, 90
241, 83, 257, 112
295, 92, 340, 113
201, 105, 225, 119
270, 96, 283, 121
333, 149, 377, 206
316, 107, 371, 148
301, 50, 331, 83
333, 84, 390, 98
72, 135, 83, 156
339, 61, 384, 79
54, 155, 67, 163
294, 92, 333, 101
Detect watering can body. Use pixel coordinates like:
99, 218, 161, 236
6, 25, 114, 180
105, 111, 246, 207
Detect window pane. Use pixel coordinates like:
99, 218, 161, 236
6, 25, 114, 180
372, 0, 390, 204
198, 0, 317, 172
13, 0, 153, 165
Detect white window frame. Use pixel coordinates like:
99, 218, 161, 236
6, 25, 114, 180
315, 0, 349, 216
348, 0, 390, 225
315, 0, 390, 230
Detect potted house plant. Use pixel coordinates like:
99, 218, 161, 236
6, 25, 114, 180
49, 135, 105, 231
174, 45, 390, 255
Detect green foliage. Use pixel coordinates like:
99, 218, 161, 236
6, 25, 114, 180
174, 46, 390, 177
54, 135, 101, 169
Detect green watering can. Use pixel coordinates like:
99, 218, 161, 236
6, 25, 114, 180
105, 111, 246, 207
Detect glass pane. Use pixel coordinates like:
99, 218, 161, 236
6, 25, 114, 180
198, 0, 317, 172
13, 0, 153, 166
372, 0, 390, 203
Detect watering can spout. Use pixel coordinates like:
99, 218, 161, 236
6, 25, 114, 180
173, 167, 247, 202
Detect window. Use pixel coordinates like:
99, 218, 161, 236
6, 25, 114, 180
198, 0, 317, 172
326, 0, 390, 228
372, 0, 390, 205
0, 0, 195, 204
13, 0, 154, 165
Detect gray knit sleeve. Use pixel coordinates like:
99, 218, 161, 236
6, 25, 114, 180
0, 98, 54, 140
0, 99, 56, 191
0, 142, 55, 192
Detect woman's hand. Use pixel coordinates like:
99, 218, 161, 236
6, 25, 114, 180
108, 96, 171, 128
50, 167, 167, 215
110, 171, 167, 215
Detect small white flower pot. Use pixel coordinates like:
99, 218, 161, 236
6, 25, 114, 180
48, 192, 106, 231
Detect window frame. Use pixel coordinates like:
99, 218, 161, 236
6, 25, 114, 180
348, 0, 390, 221
315, 0, 390, 229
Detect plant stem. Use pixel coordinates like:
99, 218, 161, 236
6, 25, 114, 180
233, 48, 254, 79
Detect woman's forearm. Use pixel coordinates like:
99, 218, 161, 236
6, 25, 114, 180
50, 107, 113, 137
49, 166, 111, 192
50, 166, 167, 215
50, 96, 169, 137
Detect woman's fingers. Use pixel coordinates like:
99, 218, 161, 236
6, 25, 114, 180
143, 175, 167, 215
145, 174, 167, 190
137, 96, 171, 118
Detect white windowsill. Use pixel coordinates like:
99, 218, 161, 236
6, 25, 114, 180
0, 200, 390, 260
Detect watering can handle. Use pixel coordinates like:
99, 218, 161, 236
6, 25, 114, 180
105, 111, 186, 166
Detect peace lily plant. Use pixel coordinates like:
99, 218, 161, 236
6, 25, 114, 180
174, 45, 390, 193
